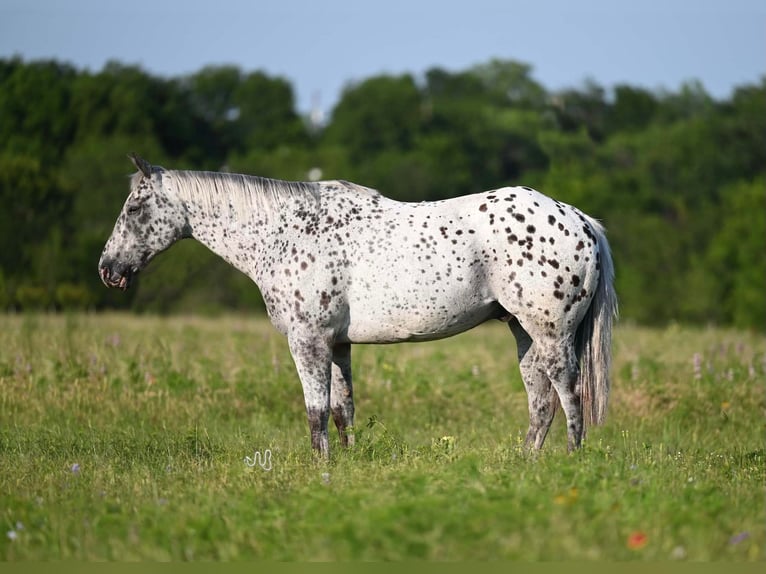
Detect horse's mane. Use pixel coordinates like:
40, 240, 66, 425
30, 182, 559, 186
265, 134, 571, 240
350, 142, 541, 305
163, 169, 321, 219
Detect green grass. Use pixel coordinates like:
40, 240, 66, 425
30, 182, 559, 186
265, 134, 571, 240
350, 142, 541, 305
1, 313, 764, 560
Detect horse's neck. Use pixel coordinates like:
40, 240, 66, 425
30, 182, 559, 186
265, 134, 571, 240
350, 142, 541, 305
183, 188, 312, 284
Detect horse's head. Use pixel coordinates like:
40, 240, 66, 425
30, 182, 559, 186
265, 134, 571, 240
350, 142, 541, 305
98, 154, 190, 291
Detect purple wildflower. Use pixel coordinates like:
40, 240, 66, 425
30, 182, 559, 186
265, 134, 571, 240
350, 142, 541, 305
729, 531, 750, 545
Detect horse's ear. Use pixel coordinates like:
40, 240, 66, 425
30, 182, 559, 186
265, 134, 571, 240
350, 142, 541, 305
128, 152, 152, 178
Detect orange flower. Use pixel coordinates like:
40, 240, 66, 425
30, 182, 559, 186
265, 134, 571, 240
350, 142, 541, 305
627, 531, 648, 550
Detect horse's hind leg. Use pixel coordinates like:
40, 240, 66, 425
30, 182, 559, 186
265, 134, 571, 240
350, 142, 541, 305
330, 343, 355, 447
509, 319, 558, 450
536, 336, 583, 452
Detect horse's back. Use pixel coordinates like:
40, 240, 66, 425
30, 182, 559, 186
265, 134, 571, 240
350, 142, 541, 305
315, 184, 603, 344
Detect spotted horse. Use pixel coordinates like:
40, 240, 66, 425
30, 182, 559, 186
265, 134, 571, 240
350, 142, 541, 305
99, 154, 618, 457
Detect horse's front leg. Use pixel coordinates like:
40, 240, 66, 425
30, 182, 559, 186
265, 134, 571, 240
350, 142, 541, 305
287, 333, 333, 458
331, 343, 355, 447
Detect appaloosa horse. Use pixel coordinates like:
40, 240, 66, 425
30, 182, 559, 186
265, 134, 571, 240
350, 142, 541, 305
100, 154, 617, 457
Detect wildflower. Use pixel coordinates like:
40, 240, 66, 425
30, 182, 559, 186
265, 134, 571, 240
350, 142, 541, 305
6, 521, 23, 541
670, 545, 686, 560
553, 487, 578, 506
729, 531, 750, 545
71, 463, 80, 474
692, 353, 702, 380
321, 472, 330, 484
627, 531, 648, 550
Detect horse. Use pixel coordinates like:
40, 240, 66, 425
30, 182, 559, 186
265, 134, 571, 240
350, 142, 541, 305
99, 154, 617, 457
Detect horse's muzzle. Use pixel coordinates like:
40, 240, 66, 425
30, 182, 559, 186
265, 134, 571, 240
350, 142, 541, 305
99, 263, 136, 291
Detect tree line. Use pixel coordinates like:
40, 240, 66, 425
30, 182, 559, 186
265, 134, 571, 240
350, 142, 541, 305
0, 57, 763, 329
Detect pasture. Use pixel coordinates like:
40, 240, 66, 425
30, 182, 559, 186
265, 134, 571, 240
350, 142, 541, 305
0, 313, 763, 560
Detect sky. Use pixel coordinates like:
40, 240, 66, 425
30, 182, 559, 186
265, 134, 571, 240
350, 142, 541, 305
1, 0, 764, 114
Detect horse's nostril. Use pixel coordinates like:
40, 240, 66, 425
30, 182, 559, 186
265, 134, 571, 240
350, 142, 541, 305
99, 267, 110, 286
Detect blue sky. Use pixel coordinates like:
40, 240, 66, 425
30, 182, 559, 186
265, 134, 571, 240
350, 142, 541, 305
1, 0, 763, 113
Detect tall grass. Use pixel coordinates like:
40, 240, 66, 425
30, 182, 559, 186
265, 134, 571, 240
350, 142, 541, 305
1, 314, 763, 560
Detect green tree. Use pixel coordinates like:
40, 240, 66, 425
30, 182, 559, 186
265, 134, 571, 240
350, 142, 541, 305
706, 178, 766, 329
185, 65, 244, 162
469, 59, 547, 109
0, 58, 77, 162
235, 71, 309, 152
0, 154, 69, 305
607, 84, 658, 133
551, 79, 609, 141
323, 74, 423, 162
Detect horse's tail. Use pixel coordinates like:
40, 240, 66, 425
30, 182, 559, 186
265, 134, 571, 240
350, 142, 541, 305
576, 216, 618, 427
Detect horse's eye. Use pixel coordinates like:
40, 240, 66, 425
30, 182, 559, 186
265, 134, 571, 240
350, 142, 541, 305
127, 204, 142, 216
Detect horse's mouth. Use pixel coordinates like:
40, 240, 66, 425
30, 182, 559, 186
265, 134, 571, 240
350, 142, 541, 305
99, 266, 137, 291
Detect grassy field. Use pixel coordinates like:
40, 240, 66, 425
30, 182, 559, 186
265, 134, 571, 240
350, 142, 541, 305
0, 313, 763, 560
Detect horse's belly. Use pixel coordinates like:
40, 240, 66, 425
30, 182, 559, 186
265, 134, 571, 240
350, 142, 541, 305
343, 293, 500, 344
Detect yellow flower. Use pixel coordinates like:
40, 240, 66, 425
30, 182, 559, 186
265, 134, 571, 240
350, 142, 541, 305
553, 487, 578, 506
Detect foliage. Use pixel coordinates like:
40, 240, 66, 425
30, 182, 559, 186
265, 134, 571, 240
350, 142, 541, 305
0, 56, 764, 329
705, 178, 766, 329
0, 315, 764, 560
